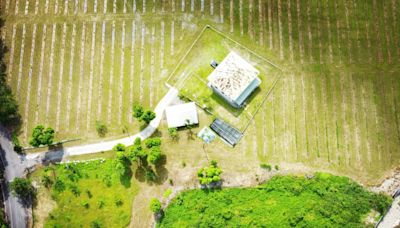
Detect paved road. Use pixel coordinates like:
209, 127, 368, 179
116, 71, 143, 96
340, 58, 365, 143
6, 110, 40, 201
377, 195, 400, 228
25, 87, 179, 166
0, 126, 29, 228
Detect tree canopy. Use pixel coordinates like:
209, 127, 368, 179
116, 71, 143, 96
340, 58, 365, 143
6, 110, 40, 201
10, 177, 35, 202
29, 125, 55, 147
132, 104, 156, 124
197, 160, 223, 185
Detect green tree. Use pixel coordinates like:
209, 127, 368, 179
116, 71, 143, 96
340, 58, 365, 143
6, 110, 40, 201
197, 161, 223, 185
10, 178, 35, 201
147, 146, 162, 165
149, 198, 162, 213
29, 125, 55, 147
140, 110, 156, 124
168, 128, 178, 140
132, 104, 144, 119
95, 121, 108, 137
144, 137, 161, 148
113, 143, 126, 152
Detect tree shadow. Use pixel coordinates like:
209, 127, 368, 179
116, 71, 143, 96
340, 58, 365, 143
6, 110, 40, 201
41, 144, 65, 165
134, 165, 146, 183
119, 160, 132, 188
154, 155, 168, 185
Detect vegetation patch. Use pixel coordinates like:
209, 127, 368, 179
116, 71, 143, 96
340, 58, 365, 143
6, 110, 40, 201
31, 159, 139, 227
158, 173, 391, 227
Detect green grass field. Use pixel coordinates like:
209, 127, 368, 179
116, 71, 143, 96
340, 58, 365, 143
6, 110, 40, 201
159, 173, 391, 227
30, 159, 139, 227
1, 1, 400, 224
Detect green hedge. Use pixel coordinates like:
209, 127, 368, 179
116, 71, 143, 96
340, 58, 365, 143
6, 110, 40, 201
158, 173, 391, 228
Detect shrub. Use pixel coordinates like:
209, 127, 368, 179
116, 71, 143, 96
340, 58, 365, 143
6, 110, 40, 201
53, 178, 66, 192
260, 163, 272, 171
168, 128, 178, 140
42, 175, 53, 188
149, 198, 162, 213
197, 161, 222, 185
95, 121, 108, 137
115, 198, 123, 207
81, 200, 90, 209
113, 143, 126, 152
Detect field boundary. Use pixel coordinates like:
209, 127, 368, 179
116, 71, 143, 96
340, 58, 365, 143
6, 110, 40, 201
165, 25, 283, 134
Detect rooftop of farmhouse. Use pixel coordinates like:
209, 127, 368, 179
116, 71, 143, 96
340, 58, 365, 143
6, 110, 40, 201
207, 52, 260, 103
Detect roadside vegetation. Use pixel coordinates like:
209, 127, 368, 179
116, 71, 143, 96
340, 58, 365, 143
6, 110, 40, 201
159, 173, 391, 227
31, 159, 139, 227
0, 22, 19, 127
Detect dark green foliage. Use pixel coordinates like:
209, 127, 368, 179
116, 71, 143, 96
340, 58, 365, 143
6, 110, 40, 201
90, 220, 102, 228
11, 133, 23, 153
141, 110, 156, 124
132, 104, 156, 124
260, 163, 272, 171
112, 143, 126, 152
150, 198, 162, 213
132, 105, 144, 119
159, 173, 392, 227
42, 175, 53, 189
197, 160, 222, 185
29, 125, 55, 147
0, 37, 19, 127
53, 178, 66, 192
10, 178, 35, 201
95, 121, 108, 137
144, 137, 161, 148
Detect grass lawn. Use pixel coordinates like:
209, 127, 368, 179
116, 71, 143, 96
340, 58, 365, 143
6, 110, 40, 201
31, 159, 139, 227
158, 173, 391, 227
169, 27, 281, 131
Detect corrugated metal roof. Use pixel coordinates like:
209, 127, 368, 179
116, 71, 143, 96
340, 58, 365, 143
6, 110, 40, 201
210, 119, 243, 146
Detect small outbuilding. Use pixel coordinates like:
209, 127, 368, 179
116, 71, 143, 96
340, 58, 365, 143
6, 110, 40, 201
165, 102, 199, 128
207, 51, 261, 108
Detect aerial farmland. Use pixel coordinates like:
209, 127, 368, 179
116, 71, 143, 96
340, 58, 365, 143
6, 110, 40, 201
0, 0, 399, 227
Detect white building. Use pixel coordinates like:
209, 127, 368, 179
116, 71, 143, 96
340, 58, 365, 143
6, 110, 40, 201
207, 51, 261, 108
165, 102, 199, 128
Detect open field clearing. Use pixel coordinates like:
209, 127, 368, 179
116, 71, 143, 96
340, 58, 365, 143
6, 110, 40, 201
1, 1, 400, 225
30, 159, 139, 227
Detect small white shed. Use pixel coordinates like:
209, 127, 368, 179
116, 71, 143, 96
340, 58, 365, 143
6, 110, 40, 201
165, 102, 199, 128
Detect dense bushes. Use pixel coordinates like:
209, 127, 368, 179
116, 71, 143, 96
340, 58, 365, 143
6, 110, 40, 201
158, 173, 391, 227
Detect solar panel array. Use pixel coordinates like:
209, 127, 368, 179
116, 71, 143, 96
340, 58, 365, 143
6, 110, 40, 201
210, 119, 243, 146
